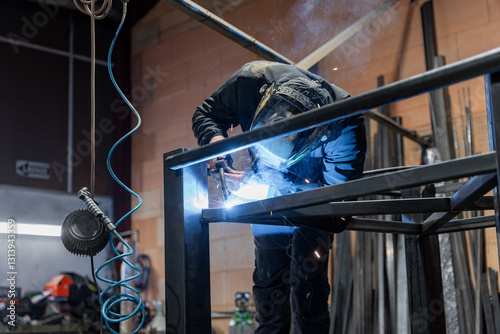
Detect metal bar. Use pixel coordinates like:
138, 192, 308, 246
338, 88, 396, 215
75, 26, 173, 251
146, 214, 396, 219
165, 47, 500, 170
385, 233, 396, 334
487, 268, 500, 334
164, 149, 211, 334
365, 110, 432, 147
438, 232, 460, 334
329, 232, 351, 333
203, 197, 495, 221
397, 233, 410, 334
376, 233, 386, 334
485, 71, 500, 293
0, 34, 109, 66
67, 13, 74, 194
202, 153, 496, 221
363, 232, 373, 333
160, 0, 293, 64
434, 215, 495, 233
450, 232, 475, 334
421, 172, 497, 235
481, 273, 496, 334
296, 0, 399, 70
207, 216, 496, 235
403, 188, 435, 334
475, 229, 485, 334
421, 1, 438, 72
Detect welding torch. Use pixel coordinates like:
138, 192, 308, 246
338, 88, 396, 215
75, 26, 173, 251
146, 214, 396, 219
215, 157, 231, 201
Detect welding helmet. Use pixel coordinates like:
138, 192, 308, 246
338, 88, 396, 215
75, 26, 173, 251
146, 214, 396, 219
248, 77, 331, 170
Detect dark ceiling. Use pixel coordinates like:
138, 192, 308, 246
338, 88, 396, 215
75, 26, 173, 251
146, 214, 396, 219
16, 0, 159, 26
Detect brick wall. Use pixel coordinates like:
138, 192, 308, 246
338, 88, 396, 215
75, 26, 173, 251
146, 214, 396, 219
130, 0, 500, 332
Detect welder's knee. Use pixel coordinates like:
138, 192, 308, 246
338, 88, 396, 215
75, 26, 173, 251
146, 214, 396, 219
253, 248, 291, 319
291, 281, 330, 319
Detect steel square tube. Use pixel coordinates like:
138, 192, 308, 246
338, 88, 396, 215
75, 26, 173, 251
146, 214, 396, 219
204, 209, 495, 235
165, 47, 500, 170
421, 173, 497, 235
163, 149, 210, 334
202, 152, 496, 222
486, 71, 500, 273
206, 215, 495, 235
203, 196, 494, 222
347, 216, 496, 234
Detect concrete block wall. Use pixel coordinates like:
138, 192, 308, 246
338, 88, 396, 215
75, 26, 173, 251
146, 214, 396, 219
129, 0, 500, 332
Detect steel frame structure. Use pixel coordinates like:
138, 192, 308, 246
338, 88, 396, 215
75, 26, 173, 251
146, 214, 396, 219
163, 47, 500, 333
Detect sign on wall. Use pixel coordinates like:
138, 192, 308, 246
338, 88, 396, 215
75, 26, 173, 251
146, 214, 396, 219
15, 160, 51, 180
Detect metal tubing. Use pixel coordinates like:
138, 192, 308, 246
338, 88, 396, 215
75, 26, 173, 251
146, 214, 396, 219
421, 172, 497, 235
365, 110, 432, 147
67, 13, 75, 194
202, 153, 496, 221
160, 0, 293, 64
164, 149, 210, 334
0, 34, 109, 66
165, 47, 500, 170
485, 71, 500, 287
436, 215, 495, 234
205, 216, 496, 235
403, 188, 442, 334
203, 197, 496, 222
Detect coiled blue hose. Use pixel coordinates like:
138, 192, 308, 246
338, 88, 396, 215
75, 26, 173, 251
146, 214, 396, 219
95, 2, 146, 333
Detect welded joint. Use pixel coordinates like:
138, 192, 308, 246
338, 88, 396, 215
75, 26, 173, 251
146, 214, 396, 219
420, 172, 497, 236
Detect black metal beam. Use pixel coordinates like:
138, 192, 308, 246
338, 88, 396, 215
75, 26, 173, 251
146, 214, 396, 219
435, 215, 495, 234
486, 71, 500, 277
421, 172, 497, 235
365, 110, 432, 147
202, 153, 496, 221
165, 47, 500, 170
164, 149, 211, 334
203, 197, 494, 222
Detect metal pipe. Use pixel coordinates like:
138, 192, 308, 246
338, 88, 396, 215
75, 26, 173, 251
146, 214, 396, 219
365, 110, 432, 147
0, 35, 109, 66
421, 172, 497, 235
160, 0, 294, 64
202, 153, 496, 222
165, 46, 500, 170
67, 13, 74, 194
206, 216, 496, 236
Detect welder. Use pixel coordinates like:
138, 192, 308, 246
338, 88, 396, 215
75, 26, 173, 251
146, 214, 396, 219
192, 60, 366, 334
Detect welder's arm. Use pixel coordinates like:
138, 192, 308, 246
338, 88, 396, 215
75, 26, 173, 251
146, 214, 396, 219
322, 115, 367, 187
207, 135, 246, 193
298, 115, 366, 233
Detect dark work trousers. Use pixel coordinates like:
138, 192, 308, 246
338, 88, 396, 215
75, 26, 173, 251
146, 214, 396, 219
251, 224, 333, 334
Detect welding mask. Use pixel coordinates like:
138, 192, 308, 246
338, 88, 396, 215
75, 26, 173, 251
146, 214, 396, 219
248, 78, 331, 170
